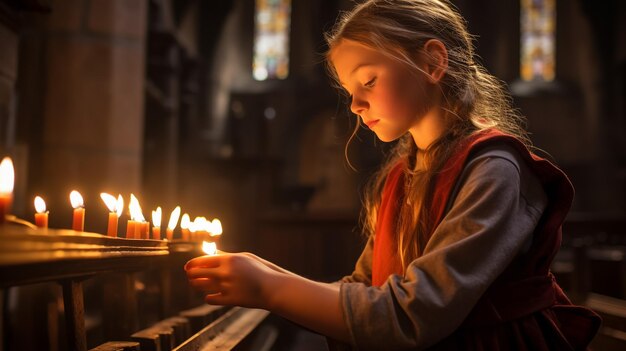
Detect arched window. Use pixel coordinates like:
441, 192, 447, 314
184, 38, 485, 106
520, 0, 556, 81
253, 0, 291, 81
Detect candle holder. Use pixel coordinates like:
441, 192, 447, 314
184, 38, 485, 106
4, 215, 37, 229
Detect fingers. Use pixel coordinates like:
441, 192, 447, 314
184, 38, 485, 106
188, 278, 220, 293
204, 292, 228, 306
185, 255, 222, 270
186, 267, 225, 279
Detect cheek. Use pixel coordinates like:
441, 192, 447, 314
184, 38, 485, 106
388, 75, 430, 117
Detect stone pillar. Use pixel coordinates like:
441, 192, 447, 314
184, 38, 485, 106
0, 5, 21, 216
0, 16, 18, 148
37, 0, 147, 231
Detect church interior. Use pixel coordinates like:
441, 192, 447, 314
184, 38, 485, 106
0, 0, 625, 350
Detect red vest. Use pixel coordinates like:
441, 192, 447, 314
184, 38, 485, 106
371, 129, 600, 349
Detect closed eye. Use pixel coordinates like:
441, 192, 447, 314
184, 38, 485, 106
364, 77, 377, 88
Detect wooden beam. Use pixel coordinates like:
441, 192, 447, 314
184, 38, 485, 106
62, 279, 86, 351
174, 307, 270, 351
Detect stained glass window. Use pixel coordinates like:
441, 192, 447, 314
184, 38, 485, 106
253, 0, 291, 81
520, 0, 556, 81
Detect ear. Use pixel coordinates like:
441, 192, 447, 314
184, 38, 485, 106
421, 39, 448, 83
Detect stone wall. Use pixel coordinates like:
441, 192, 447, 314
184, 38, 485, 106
7, 0, 148, 231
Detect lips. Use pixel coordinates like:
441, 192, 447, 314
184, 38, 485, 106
364, 119, 380, 129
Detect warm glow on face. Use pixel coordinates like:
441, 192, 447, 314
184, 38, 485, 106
70, 190, 84, 209
152, 207, 162, 227
34, 196, 46, 213
0, 157, 14, 194
115, 195, 124, 217
202, 241, 217, 255
100, 193, 117, 213
167, 206, 181, 230
180, 213, 190, 229
129, 194, 143, 221
210, 219, 223, 236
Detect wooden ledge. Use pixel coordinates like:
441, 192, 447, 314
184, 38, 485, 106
0, 225, 170, 287
0, 225, 169, 265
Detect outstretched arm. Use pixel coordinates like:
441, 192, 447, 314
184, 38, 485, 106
185, 253, 351, 342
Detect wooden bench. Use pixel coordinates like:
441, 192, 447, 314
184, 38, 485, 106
587, 246, 626, 299
174, 307, 270, 351
89, 341, 140, 351
124, 306, 271, 351
129, 306, 229, 351
179, 304, 230, 333
586, 293, 626, 350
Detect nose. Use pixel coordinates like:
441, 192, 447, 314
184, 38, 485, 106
350, 93, 368, 116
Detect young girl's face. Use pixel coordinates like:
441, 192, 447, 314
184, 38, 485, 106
330, 39, 436, 142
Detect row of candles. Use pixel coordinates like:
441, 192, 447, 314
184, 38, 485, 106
0, 157, 222, 247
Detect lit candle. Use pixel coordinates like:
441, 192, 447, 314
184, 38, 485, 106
166, 206, 181, 241
127, 194, 142, 239
134, 211, 146, 238
151, 207, 162, 240
133, 196, 150, 239
141, 221, 149, 239
210, 218, 223, 241
202, 241, 217, 256
116, 195, 124, 231
34, 196, 49, 229
193, 216, 207, 241
101, 193, 123, 237
188, 217, 198, 241
0, 157, 14, 224
126, 220, 137, 239
70, 190, 85, 232
180, 213, 190, 241
133, 195, 149, 239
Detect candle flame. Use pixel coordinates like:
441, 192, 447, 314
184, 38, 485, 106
34, 196, 47, 213
0, 157, 14, 194
210, 219, 223, 236
202, 241, 217, 255
129, 194, 144, 221
167, 206, 181, 230
192, 216, 208, 232
115, 195, 124, 217
180, 213, 190, 229
100, 192, 117, 212
70, 190, 84, 208
152, 207, 162, 227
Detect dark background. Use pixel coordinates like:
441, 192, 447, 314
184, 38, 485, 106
1, 1, 625, 350
0, 0, 624, 281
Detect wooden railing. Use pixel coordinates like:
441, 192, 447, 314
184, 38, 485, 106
0, 223, 275, 351
552, 216, 626, 351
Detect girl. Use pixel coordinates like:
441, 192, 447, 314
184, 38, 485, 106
185, 0, 601, 349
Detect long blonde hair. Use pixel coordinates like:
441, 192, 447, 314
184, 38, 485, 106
325, 0, 532, 269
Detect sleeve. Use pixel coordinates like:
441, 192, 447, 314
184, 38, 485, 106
340, 234, 374, 285
338, 154, 548, 350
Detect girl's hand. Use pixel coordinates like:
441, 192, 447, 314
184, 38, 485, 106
240, 252, 297, 276
185, 253, 279, 309
186, 252, 349, 342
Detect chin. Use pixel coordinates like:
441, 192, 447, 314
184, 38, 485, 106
374, 132, 404, 143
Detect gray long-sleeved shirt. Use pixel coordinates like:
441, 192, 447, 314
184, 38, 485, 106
337, 144, 548, 350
